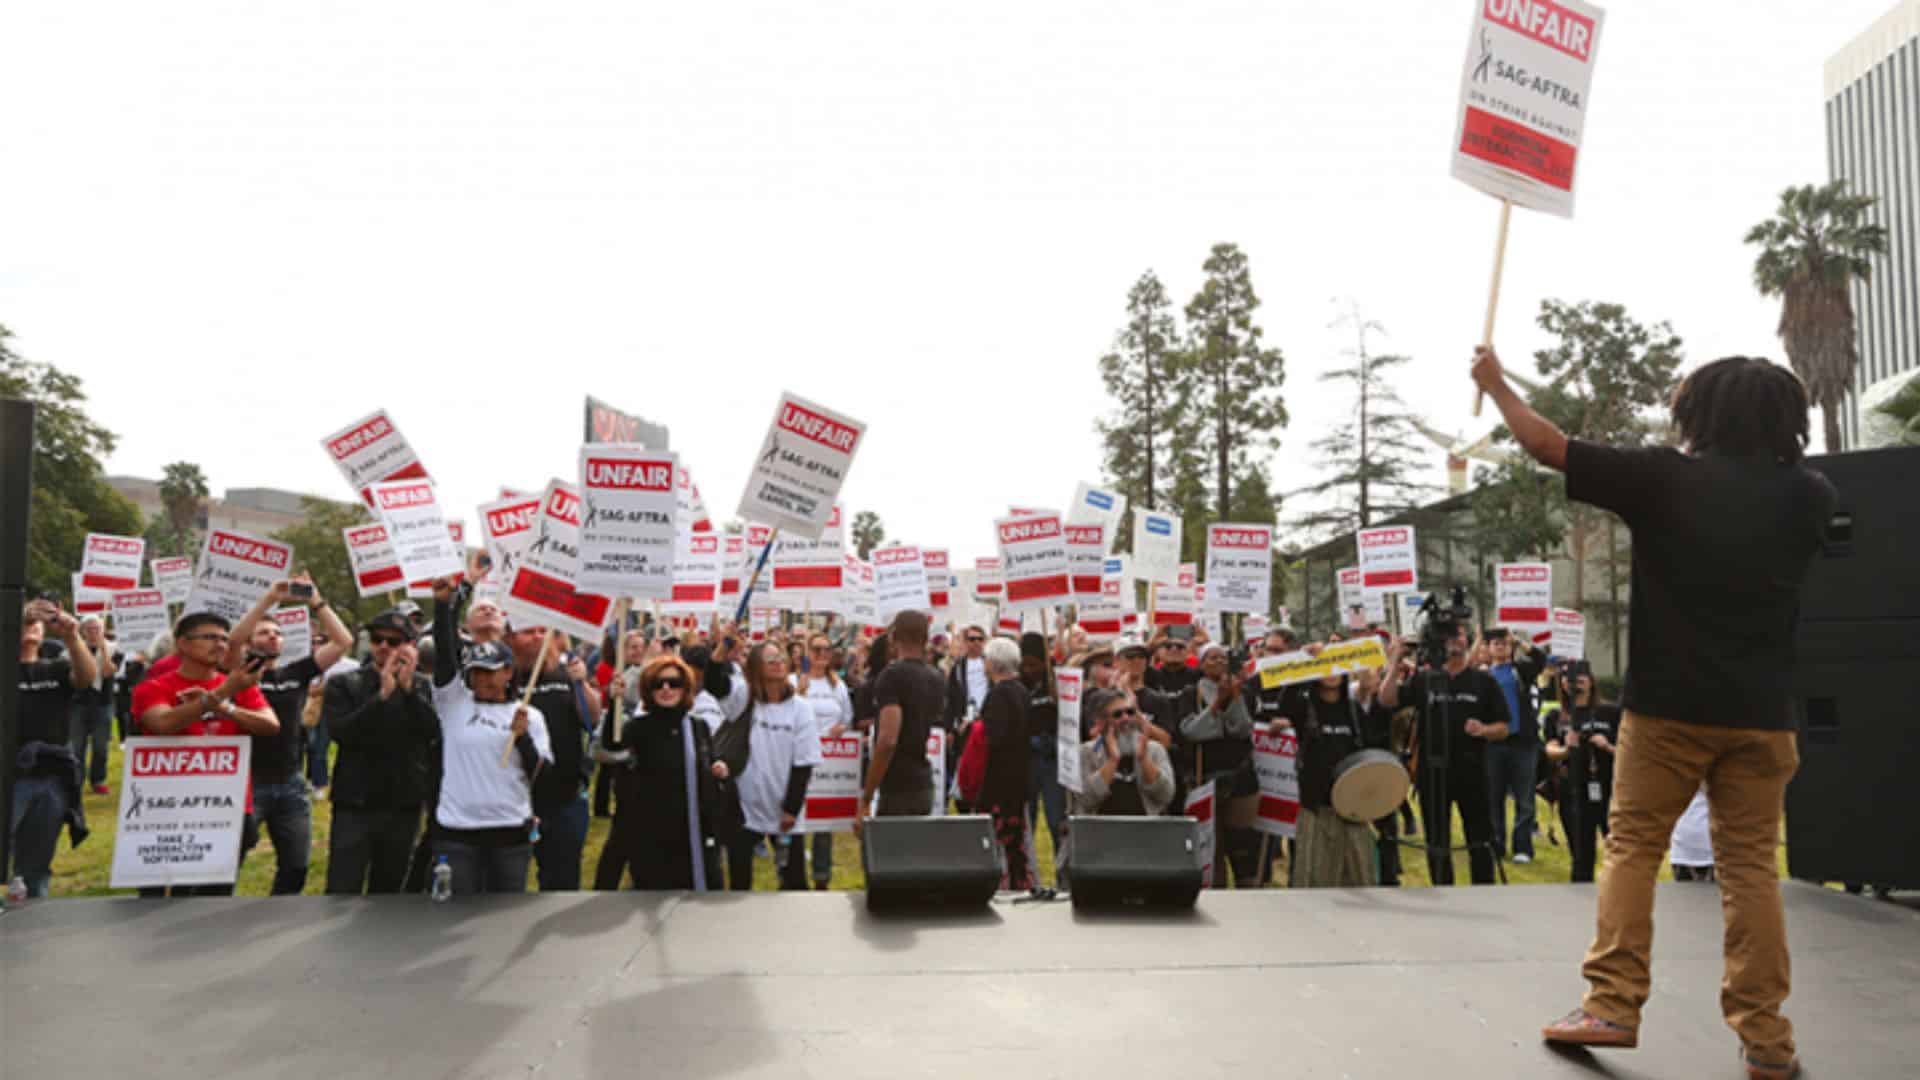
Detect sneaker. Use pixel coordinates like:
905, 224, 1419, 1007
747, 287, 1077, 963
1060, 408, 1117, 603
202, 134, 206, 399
91, 784, 110, 796
1742, 1050, 1799, 1078
312, 788, 328, 801
1513, 853, 1532, 865
1541, 1008, 1638, 1049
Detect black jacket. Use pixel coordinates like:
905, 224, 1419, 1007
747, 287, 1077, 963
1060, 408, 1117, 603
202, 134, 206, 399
323, 665, 438, 811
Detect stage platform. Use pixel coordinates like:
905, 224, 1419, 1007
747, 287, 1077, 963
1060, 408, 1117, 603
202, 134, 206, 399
3, 882, 1914, 1078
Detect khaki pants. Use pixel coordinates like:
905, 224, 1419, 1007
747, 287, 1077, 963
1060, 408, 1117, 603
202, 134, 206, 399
1581, 712, 1799, 1063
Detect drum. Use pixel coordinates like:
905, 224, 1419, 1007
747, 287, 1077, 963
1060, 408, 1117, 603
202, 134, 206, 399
1330, 749, 1410, 824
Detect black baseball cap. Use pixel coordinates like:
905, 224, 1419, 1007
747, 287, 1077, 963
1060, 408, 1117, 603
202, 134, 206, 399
462, 640, 512, 672
367, 610, 418, 642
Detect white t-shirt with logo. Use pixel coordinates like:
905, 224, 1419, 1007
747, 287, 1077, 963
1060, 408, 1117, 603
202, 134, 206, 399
736, 695, 822, 836
791, 674, 852, 738
433, 678, 554, 831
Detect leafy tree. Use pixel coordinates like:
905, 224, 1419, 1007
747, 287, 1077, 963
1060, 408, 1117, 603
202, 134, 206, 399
1290, 305, 1429, 541
1179, 243, 1288, 517
0, 324, 144, 594
1097, 270, 1187, 511
273, 497, 379, 630
851, 510, 886, 560
157, 461, 209, 557
1745, 179, 1888, 451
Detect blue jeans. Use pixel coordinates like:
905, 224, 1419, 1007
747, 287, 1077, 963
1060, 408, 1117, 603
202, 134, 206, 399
242, 778, 313, 895
440, 839, 532, 895
1486, 739, 1539, 859
9, 775, 68, 898
306, 720, 330, 789
532, 794, 589, 892
70, 703, 114, 786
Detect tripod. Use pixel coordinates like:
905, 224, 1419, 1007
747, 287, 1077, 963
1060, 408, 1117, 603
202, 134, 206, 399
1410, 662, 1506, 886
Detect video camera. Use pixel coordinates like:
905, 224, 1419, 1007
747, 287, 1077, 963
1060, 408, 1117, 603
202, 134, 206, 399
1416, 585, 1475, 667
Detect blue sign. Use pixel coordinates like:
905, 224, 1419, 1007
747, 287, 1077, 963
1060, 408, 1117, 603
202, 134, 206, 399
1103, 558, 1124, 575
1086, 490, 1114, 511
1145, 516, 1172, 537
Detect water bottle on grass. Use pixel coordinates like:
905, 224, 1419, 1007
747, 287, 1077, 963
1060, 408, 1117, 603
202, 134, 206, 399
430, 856, 452, 902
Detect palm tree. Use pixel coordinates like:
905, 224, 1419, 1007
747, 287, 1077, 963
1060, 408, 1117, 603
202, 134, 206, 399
851, 510, 885, 560
1745, 180, 1888, 451
158, 461, 209, 555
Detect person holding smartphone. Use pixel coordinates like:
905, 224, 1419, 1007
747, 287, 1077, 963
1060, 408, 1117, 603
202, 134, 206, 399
11, 599, 100, 898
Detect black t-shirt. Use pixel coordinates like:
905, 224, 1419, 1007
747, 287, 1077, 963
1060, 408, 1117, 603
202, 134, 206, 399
523, 670, 588, 809
980, 680, 1031, 811
1556, 703, 1620, 798
1400, 665, 1511, 770
872, 658, 943, 796
1284, 686, 1369, 810
72, 649, 120, 707
253, 656, 323, 784
18, 658, 76, 747
1564, 439, 1836, 730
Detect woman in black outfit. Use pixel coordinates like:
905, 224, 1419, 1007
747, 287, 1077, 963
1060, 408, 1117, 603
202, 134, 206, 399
594, 654, 725, 890
1544, 661, 1618, 884
978, 637, 1032, 891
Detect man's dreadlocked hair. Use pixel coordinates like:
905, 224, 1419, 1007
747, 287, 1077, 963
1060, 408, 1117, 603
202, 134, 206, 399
1669, 356, 1811, 465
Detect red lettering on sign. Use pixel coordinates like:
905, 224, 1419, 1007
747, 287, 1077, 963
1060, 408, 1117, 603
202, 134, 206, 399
1499, 566, 1550, 582
328, 414, 393, 459
485, 502, 537, 537
1209, 528, 1270, 549
1005, 575, 1069, 603
997, 518, 1061, 544
88, 536, 142, 555
131, 747, 240, 777
874, 547, 918, 566
545, 487, 582, 526
374, 483, 435, 510
1064, 526, 1104, 546
209, 532, 290, 570
583, 458, 674, 491
778, 402, 860, 454
114, 590, 164, 608
690, 535, 720, 555
923, 551, 949, 569
346, 524, 391, 547
1483, 0, 1595, 62
1359, 528, 1410, 548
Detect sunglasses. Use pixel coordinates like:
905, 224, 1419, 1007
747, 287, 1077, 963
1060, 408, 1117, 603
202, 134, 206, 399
370, 635, 406, 647
964, 635, 985, 643
1106, 707, 1139, 719
652, 678, 687, 691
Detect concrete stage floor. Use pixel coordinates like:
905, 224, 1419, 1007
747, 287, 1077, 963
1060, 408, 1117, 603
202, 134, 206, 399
3, 882, 1914, 1078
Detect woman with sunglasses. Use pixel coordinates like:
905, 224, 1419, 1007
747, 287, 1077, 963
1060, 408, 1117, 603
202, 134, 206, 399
429, 623, 553, 895
725, 641, 821, 891
792, 633, 852, 890
594, 655, 724, 890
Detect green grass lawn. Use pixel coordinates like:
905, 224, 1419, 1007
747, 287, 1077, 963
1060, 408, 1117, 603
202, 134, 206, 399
39, 740, 1784, 897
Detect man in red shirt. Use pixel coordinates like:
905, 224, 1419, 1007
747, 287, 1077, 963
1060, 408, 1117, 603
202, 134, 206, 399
131, 611, 277, 897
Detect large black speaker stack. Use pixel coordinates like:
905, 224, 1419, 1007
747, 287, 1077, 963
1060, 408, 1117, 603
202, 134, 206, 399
1, 398, 36, 895
1066, 816, 1204, 910
860, 816, 1002, 912
1787, 446, 1920, 890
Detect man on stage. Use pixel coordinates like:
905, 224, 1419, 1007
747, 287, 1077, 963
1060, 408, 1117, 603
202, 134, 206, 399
1473, 347, 1835, 1079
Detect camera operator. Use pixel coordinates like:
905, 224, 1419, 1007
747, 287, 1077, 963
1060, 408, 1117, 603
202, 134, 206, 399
1482, 627, 1547, 865
1545, 661, 1616, 884
1379, 619, 1511, 886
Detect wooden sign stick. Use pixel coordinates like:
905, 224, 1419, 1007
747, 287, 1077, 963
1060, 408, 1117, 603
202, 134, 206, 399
500, 625, 554, 767
608, 598, 633, 744
1472, 197, 1514, 418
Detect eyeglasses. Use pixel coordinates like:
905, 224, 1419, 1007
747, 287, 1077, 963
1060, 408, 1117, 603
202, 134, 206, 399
369, 635, 405, 647
184, 633, 230, 645
652, 678, 687, 691
1106, 707, 1139, 719
810, 645, 831, 653
964, 635, 985, 643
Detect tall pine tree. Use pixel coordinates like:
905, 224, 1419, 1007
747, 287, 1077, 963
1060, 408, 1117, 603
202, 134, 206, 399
1097, 271, 1185, 512
1180, 243, 1288, 518
1290, 305, 1429, 541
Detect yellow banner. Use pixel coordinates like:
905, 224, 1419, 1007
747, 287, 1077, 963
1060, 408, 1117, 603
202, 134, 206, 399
1255, 638, 1388, 690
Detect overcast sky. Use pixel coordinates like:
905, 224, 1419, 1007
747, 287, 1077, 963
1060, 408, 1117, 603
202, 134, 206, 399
0, 1, 1894, 565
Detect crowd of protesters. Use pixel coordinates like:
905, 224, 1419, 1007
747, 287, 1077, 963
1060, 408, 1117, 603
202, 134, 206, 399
11, 556, 1714, 899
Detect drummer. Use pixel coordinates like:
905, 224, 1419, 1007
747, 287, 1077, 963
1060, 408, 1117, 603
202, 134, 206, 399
1268, 637, 1380, 888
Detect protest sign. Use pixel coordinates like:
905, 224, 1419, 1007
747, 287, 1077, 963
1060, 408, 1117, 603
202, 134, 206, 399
737, 391, 866, 539
796, 735, 863, 834
1452, 0, 1606, 219
1103, 555, 1130, 591
1398, 593, 1428, 637
478, 491, 544, 585
1256, 638, 1390, 691
1065, 524, 1106, 598
110, 737, 251, 889
1056, 668, 1084, 795
873, 545, 931, 624
922, 549, 952, 612
321, 409, 429, 506
1150, 584, 1197, 627
584, 394, 669, 449
70, 573, 110, 615
501, 480, 614, 641
1250, 729, 1301, 839
1551, 608, 1586, 658
927, 729, 948, 816
1337, 566, 1363, 625
1132, 510, 1182, 585
674, 463, 714, 534
111, 589, 170, 647
665, 532, 723, 614
1066, 482, 1128, 553
1245, 613, 1271, 641
1358, 526, 1418, 596
1177, 563, 1198, 590
1185, 780, 1216, 887
578, 446, 679, 599
1076, 599, 1124, 640
770, 504, 845, 608
80, 533, 144, 590
748, 607, 779, 642
995, 512, 1070, 611
272, 606, 312, 664
151, 556, 194, 606
1203, 524, 1272, 615
185, 529, 292, 623
720, 535, 745, 600
1495, 562, 1553, 638
973, 557, 1003, 600
369, 479, 464, 586
844, 557, 879, 627
738, 523, 777, 603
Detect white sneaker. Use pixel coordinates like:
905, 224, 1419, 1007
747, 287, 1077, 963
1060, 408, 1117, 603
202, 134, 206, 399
1513, 853, 1532, 865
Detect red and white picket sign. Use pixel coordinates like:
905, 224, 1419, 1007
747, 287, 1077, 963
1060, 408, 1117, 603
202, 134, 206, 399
1186, 780, 1216, 887
1251, 729, 1301, 839
1550, 608, 1587, 659
770, 503, 845, 606
1076, 601, 1124, 640
1177, 563, 1198, 590
81, 533, 145, 590
370, 479, 464, 586
478, 491, 543, 586
973, 557, 1003, 599
111, 589, 169, 646
796, 736, 863, 833
1151, 584, 1197, 627
1496, 562, 1553, 637
1452, 0, 1606, 219
1204, 524, 1272, 615
720, 535, 745, 599
737, 391, 866, 540
994, 512, 1070, 611
321, 409, 430, 507
1357, 526, 1418, 596
502, 480, 614, 641
666, 532, 723, 613
70, 573, 110, 615
151, 556, 194, 606
579, 446, 679, 600
872, 545, 930, 624
1065, 524, 1106, 598
185, 529, 293, 623
342, 523, 404, 597
272, 606, 313, 664
922, 549, 952, 612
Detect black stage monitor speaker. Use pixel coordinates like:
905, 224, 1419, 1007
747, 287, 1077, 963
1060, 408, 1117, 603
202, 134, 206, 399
1067, 816, 1204, 910
861, 815, 1002, 912
1799, 447, 1920, 623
